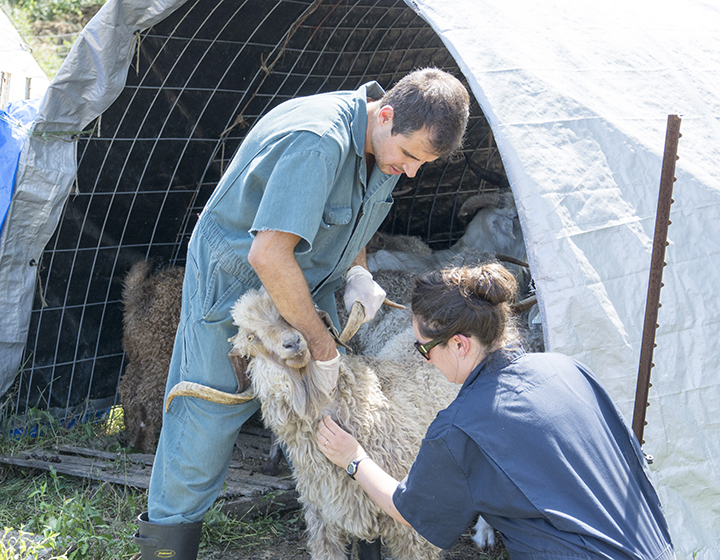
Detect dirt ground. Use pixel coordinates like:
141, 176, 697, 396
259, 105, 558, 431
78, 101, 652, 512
198, 516, 507, 560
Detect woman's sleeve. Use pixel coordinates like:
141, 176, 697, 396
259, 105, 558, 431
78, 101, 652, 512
392, 436, 478, 550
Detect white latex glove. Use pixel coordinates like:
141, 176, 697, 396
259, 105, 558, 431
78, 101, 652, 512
343, 266, 386, 323
314, 350, 340, 395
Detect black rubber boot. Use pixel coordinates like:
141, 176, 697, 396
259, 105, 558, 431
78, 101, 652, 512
346, 538, 382, 560
357, 538, 382, 560
134, 512, 202, 560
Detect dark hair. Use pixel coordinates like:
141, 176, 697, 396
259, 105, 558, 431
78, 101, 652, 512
380, 67, 470, 158
411, 263, 518, 349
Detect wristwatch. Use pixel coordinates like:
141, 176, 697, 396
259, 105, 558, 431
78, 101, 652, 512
346, 455, 370, 479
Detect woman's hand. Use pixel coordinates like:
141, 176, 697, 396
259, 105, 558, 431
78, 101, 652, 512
316, 415, 366, 468
316, 416, 410, 526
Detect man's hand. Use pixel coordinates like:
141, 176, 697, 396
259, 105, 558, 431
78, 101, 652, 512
314, 350, 340, 395
343, 266, 386, 323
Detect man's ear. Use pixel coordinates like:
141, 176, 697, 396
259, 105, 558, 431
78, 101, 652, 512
377, 104, 394, 125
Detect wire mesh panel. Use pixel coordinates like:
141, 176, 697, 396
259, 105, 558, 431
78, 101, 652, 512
12, 0, 508, 417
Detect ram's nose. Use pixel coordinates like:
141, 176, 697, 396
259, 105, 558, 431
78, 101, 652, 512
282, 332, 304, 353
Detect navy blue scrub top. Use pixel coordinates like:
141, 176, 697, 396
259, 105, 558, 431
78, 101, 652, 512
393, 344, 673, 560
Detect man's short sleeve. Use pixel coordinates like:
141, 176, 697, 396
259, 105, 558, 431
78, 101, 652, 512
250, 144, 338, 253
393, 437, 477, 549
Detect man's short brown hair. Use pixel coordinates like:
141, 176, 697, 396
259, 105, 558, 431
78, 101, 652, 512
381, 68, 470, 158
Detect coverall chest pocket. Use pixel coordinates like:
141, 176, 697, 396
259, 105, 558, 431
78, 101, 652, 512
314, 205, 352, 252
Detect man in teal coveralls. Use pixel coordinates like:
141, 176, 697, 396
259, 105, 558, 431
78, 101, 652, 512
134, 68, 470, 559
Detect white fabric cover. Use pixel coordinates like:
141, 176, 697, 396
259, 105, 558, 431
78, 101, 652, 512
406, 0, 720, 557
0, 10, 49, 105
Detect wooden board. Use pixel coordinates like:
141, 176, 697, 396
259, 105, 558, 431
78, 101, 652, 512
0, 428, 300, 518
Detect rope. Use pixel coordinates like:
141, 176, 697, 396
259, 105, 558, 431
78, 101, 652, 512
0, 112, 97, 141
30, 259, 49, 309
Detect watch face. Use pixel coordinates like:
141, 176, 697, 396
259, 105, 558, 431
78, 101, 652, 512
346, 456, 367, 478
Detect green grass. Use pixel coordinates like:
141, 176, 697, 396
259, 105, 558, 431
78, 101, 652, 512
0, 466, 145, 559
0, 407, 142, 559
4, 0, 92, 22
0, 408, 302, 559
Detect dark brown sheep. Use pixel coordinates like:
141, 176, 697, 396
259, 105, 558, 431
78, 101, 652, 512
119, 260, 184, 453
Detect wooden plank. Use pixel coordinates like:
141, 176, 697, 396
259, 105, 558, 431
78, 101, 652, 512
220, 490, 301, 519
0, 446, 295, 494
0, 448, 152, 488
57, 445, 155, 465
224, 467, 295, 491
0, 426, 300, 517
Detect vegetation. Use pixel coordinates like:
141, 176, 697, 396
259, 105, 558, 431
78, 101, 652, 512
1, 0, 105, 78
0, 407, 303, 559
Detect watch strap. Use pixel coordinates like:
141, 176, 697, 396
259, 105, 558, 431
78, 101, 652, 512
346, 455, 370, 479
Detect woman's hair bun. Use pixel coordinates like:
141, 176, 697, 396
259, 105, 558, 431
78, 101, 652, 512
449, 263, 517, 306
411, 261, 519, 347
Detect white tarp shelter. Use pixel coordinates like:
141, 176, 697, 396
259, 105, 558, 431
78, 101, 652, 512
0, 9, 49, 105
410, 0, 720, 555
0, 0, 718, 557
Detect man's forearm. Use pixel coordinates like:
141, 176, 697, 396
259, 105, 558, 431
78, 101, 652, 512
248, 230, 337, 361
350, 247, 368, 270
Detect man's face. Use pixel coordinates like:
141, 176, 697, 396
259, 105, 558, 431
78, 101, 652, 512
370, 123, 439, 178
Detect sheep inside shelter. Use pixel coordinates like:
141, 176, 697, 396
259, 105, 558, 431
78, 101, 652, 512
119, 260, 184, 453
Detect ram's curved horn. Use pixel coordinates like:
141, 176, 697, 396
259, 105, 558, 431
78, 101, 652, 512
383, 297, 405, 310
165, 381, 255, 412
511, 295, 538, 315
392, 185, 413, 197
336, 297, 406, 346
458, 192, 503, 218
494, 253, 530, 268
338, 301, 366, 345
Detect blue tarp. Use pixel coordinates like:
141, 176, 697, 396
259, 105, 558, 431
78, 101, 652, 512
0, 98, 39, 235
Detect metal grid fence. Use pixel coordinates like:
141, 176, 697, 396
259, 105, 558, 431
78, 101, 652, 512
8, 0, 508, 419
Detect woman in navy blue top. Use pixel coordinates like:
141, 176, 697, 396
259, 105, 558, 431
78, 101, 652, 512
317, 263, 673, 559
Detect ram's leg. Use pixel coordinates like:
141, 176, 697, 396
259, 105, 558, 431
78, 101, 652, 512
304, 504, 348, 560
356, 538, 382, 560
471, 516, 496, 549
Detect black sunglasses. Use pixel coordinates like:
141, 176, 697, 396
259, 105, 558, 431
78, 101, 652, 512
414, 338, 445, 360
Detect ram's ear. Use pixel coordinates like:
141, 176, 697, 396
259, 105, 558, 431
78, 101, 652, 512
289, 372, 310, 418
296, 362, 335, 421
228, 348, 251, 392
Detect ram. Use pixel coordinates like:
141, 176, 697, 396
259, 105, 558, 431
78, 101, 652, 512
366, 191, 529, 294
230, 288, 493, 559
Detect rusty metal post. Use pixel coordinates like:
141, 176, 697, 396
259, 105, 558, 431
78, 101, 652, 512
632, 115, 681, 445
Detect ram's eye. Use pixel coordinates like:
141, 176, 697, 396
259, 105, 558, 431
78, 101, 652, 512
246, 334, 255, 342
